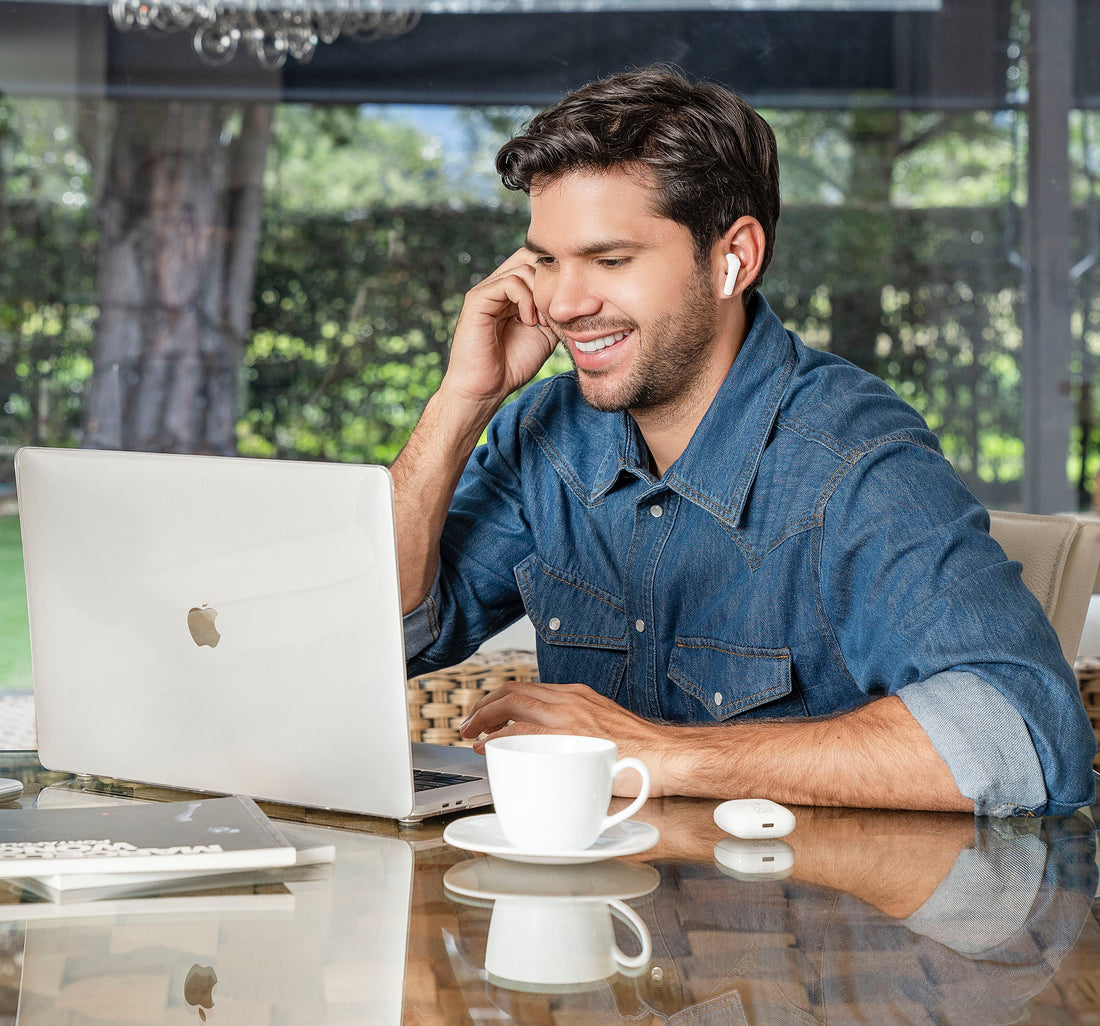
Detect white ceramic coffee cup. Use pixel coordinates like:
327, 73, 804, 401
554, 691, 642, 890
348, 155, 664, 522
485, 897, 651, 989
485, 734, 650, 851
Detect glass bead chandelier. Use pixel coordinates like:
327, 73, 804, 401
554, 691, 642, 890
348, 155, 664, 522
108, 0, 421, 69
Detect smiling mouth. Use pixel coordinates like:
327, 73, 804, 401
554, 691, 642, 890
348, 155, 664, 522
571, 329, 631, 354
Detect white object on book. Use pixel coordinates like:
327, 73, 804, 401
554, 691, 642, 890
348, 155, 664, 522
21, 824, 335, 902
0, 794, 295, 879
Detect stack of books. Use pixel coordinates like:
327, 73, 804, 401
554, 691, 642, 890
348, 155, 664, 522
0, 794, 334, 912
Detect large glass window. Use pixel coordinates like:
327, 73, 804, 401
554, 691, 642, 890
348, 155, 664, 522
1, 0, 1098, 693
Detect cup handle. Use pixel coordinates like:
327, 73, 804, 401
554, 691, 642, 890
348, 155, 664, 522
601, 757, 650, 833
608, 899, 652, 973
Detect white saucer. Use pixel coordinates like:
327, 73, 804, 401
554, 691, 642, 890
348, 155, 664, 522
443, 856, 660, 902
443, 815, 659, 865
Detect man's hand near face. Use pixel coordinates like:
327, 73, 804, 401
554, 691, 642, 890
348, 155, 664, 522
441, 248, 559, 414
391, 249, 557, 614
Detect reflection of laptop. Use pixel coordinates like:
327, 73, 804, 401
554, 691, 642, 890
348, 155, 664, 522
15, 447, 492, 824
3, 820, 413, 1025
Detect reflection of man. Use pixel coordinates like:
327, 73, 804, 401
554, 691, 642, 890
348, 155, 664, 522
616, 815, 1099, 1026
393, 66, 1097, 816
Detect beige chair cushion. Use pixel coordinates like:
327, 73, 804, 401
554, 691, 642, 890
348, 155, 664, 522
988, 510, 1100, 664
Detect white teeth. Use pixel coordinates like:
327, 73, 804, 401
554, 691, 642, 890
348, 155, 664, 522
574, 330, 629, 354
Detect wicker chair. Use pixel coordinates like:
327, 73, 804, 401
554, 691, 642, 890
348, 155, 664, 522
407, 649, 539, 747
988, 509, 1100, 770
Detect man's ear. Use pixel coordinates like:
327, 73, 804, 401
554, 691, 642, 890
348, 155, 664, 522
713, 217, 766, 301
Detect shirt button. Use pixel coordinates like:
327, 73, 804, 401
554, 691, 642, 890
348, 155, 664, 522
649, 504, 663, 518
548, 617, 561, 631
714, 692, 724, 707
635, 619, 645, 633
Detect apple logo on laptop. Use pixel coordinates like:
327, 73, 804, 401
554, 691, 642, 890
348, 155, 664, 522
184, 963, 218, 1021
187, 605, 221, 648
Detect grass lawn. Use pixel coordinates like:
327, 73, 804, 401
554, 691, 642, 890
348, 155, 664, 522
0, 516, 32, 693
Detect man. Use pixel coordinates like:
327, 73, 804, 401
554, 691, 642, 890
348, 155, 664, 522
393, 67, 1096, 817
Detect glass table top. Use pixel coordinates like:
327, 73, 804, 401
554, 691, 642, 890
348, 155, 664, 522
0, 751, 1096, 1024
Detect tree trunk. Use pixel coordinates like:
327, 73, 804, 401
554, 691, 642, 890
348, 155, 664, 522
82, 99, 272, 454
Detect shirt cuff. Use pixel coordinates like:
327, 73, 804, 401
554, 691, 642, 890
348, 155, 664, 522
902, 826, 1046, 953
401, 567, 442, 662
899, 670, 1045, 817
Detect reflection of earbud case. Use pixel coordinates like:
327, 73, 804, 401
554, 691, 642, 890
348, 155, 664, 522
714, 837, 795, 879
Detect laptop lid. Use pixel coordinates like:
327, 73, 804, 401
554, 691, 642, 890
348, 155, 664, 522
15, 447, 489, 822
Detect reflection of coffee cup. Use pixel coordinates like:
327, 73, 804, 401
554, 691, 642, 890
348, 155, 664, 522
485, 897, 651, 990
486, 735, 650, 851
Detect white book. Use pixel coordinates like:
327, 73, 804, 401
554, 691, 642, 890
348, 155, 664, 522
0, 794, 295, 879
19, 824, 335, 902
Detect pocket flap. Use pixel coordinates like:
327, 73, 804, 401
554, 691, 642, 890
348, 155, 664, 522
669, 638, 792, 721
515, 555, 627, 649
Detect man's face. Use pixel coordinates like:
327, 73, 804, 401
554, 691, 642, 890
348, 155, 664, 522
526, 169, 722, 416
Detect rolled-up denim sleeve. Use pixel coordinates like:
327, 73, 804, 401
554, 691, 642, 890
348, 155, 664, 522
899, 670, 1046, 817
821, 438, 1097, 818
402, 565, 442, 664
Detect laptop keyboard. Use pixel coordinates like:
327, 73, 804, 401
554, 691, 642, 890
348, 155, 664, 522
413, 768, 481, 793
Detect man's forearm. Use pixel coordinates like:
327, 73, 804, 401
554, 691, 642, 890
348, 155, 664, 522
650, 695, 973, 812
391, 386, 498, 613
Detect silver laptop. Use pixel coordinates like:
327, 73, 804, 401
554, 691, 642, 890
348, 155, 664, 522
15, 446, 492, 824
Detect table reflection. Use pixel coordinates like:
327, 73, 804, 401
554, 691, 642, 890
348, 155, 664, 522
0, 822, 413, 1025
437, 805, 1098, 1025
0, 755, 1094, 1025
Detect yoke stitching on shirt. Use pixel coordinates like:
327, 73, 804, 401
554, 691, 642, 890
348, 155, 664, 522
783, 417, 945, 464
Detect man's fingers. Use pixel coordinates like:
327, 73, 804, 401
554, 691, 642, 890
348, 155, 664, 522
460, 681, 591, 739
470, 720, 551, 754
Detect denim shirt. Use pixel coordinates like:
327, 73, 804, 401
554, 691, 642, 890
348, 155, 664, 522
404, 294, 1098, 817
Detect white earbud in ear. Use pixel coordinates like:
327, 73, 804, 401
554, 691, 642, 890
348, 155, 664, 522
723, 253, 741, 297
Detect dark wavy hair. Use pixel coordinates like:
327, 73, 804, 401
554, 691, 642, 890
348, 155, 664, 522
496, 66, 781, 297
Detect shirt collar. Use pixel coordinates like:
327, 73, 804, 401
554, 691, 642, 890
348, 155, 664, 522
662, 293, 796, 526
525, 294, 795, 518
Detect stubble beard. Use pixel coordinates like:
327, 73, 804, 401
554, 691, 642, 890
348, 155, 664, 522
558, 266, 720, 416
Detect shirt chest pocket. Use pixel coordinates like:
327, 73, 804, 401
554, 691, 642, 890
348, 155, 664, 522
514, 554, 628, 700
667, 638, 797, 723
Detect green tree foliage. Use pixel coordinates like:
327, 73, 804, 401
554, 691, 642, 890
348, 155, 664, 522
0, 100, 97, 477
239, 103, 533, 463
240, 203, 530, 463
